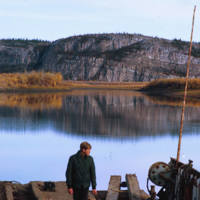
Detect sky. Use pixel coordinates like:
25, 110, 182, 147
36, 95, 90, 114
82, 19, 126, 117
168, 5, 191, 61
0, 0, 200, 42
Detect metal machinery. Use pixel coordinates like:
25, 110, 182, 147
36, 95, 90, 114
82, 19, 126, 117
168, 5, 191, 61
146, 6, 200, 200
147, 158, 200, 200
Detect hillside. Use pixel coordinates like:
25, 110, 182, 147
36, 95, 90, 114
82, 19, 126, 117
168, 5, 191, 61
0, 34, 200, 82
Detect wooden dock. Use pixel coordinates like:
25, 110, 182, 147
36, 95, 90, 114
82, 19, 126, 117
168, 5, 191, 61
0, 174, 149, 200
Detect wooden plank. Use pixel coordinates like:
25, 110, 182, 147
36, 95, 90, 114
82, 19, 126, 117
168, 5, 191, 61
126, 174, 141, 200
139, 190, 150, 200
105, 175, 121, 200
88, 192, 96, 200
4, 184, 14, 200
31, 181, 73, 200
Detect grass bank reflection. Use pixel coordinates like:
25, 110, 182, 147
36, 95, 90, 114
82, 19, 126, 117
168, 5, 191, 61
145, 94, 200, 107
0, 93, 63, 110
0, 90, 200, 138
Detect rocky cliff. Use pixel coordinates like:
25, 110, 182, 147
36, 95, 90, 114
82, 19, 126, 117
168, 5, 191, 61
1, 34, 200, 81
0, 39, 50, 73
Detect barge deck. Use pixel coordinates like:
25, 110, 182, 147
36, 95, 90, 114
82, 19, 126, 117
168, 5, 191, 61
0, 174, 148, 200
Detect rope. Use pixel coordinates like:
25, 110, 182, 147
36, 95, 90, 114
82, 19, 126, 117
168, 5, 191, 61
176, 5, 196, 162
146, 177, 151, 194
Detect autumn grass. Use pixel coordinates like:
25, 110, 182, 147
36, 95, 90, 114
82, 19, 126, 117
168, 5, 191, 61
0, 72, 67, 90
0, 72, 148, 91
62, 80, 148, 90
142, 78, 200, 91
141, 78, 200, 106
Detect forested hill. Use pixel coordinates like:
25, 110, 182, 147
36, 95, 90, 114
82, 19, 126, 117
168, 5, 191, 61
1, 33, 200, 82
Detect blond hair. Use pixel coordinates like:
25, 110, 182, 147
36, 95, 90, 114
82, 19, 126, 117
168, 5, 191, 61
80, 141, 92, 151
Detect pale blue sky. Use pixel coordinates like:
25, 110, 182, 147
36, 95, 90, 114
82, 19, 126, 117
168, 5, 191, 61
0, 0, 199, 41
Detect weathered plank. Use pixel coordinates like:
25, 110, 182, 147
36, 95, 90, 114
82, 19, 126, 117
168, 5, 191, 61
105, 175, 121, 200
4, 184, 14, 200
88, 192, 96, 200
126, 174, 141, 200
140, 189, 150, 200
31, 181, 73, 200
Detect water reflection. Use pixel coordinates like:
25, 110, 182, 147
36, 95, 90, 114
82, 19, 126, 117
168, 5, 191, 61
145, 94, 200, 107
1, 90, 200, 190
0, 93, 63, 110
0, 90, 200, 138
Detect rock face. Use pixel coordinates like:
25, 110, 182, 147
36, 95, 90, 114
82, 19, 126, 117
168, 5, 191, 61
0, 39, 50, 73
1, 34, 200, 81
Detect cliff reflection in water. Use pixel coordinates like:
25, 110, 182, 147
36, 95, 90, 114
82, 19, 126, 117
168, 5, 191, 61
0, 90, 200, 138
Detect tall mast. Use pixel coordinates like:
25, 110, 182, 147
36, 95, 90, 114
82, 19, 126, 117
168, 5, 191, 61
176, 5, 196, 161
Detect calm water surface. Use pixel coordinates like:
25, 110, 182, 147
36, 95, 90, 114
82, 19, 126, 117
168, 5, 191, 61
0, 90, 200, 191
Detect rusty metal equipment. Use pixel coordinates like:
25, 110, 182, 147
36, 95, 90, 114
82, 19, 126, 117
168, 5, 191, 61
148, 162, 171, 186
147, 158, 200, 200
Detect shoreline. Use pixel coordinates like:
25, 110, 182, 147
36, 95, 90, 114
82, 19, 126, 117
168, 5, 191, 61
0, 81, 148, 93
1, 79, 200, 102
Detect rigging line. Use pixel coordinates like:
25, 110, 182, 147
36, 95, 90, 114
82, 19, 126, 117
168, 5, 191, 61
176, 5, 196, 162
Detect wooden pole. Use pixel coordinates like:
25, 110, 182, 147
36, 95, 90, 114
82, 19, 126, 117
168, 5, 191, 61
176, 5, 196, 162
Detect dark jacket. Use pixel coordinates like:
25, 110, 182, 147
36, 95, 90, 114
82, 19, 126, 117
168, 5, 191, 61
66, 151, 96, 189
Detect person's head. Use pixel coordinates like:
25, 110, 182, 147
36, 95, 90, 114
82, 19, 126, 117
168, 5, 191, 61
80, 141, 92, 156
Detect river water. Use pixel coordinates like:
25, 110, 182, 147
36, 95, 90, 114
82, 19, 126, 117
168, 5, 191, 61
0, 90, 200, 191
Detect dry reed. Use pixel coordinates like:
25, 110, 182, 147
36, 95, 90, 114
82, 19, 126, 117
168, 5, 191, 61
63, 81, 147, 90
143, 78, 200, 91
0, 72, 63, 89
0, 72, 148, 91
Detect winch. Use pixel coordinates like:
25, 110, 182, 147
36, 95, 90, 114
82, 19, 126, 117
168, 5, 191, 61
148, 162, 171, 187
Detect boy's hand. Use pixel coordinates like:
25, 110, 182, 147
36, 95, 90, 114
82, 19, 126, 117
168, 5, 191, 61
68, 188, 73, 195
92, 189, 97, 195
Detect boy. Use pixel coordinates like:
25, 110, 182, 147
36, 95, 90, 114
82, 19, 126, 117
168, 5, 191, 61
66, 142, 97, 200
